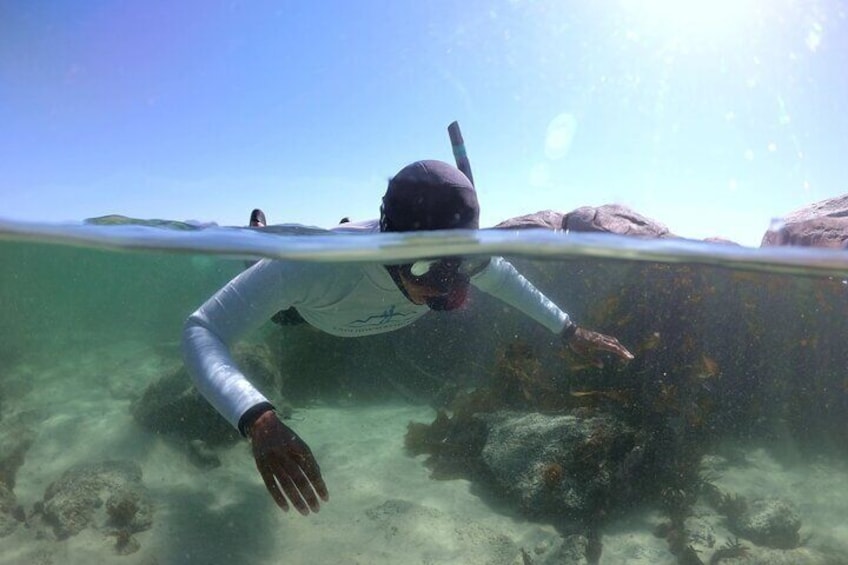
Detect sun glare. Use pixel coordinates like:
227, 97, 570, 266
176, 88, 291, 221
621, 0, 764, 43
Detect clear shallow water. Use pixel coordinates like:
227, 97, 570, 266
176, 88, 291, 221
1, 219, 848, 565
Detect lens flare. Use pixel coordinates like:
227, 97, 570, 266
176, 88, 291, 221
620, 0, 763, 40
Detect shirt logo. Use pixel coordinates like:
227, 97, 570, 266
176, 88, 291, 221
349, 305, 415, 328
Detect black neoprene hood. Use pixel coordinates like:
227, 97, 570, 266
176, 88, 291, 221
380, 160, 480, 232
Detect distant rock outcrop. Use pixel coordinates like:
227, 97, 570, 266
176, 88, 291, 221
563, 204, 672, 238
492, 195, 848, 245
494, 204, 671, 238
493, 210, 565, 230
761, 194, 848, 248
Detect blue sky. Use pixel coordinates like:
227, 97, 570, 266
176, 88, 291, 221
1, 1, 846, 246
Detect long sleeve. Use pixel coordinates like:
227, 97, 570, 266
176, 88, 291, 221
181, 256, 425, 432
182, 259, 301, 430
471, 257, 571, 334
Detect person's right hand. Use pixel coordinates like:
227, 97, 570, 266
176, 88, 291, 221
248, 409, 329, 515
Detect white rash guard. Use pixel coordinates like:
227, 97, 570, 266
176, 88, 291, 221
181, 219, 572, 433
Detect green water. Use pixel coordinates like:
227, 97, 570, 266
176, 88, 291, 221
2, 236, 848, 565
1, 242, 240, 358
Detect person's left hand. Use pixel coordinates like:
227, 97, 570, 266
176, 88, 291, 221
566, 326, 635, 368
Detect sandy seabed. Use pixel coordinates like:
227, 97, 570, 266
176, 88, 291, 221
3, 340, 848, 565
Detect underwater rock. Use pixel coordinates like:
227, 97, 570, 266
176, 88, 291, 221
132, 363, 240, 446
132, 343, 281, 446
112, 529, 141, 555
562, 204, 672, 238
733, 497, 801, 549
40, 460, 153, 539
761, 193, 848, 248
105, 487, 152, 531
477, 411, 638, 520
494, 210, 565, 230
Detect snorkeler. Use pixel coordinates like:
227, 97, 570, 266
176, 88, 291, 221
182, 159, 635, 516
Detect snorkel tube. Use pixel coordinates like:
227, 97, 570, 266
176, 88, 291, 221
448, 121, 474, 187
447, 121, 490, 278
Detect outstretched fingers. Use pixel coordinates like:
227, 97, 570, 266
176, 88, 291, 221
257, 454, 327, 515
259, 462, 313, 515
297, 449, 329, 502
598, 335, 635, 361
276, 466, 312, 515
281, 458, 320, 514
258, 465, 290, 512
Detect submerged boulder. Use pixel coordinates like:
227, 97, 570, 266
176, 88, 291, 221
733, 497, 802, 549
132, 363, 240, 446
132, 342, 281, 446
39, 460, 153, 540
477, 411, 639, 519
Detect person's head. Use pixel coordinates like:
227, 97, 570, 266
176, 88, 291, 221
380, 160, 479, 233
380, 160, 486, 311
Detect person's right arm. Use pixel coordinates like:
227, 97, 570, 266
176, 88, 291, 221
182, 259, 329, 514
182, 259, 292, 431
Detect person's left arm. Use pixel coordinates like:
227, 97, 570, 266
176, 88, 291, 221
471, 257, 634, 365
